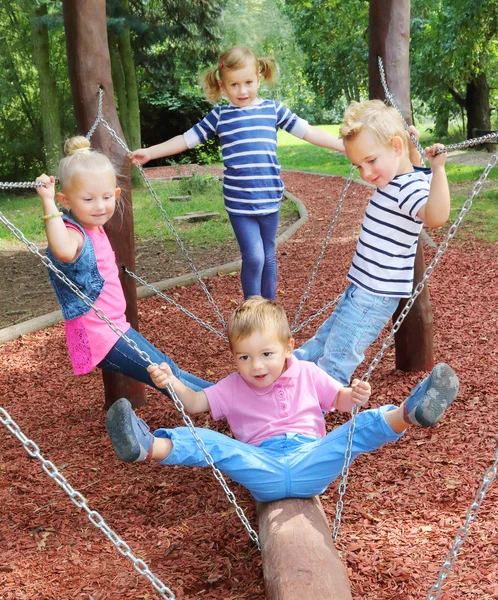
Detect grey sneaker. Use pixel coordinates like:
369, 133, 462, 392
106, 398, 154, 462
402, 363, 459, 427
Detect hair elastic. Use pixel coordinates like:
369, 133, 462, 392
219, 60, 224, 71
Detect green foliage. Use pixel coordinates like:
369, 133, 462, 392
177, 173, 222, 196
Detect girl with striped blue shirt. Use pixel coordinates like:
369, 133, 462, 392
131, 46, 344, 299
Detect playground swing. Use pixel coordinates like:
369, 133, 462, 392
2, 83, 498, 599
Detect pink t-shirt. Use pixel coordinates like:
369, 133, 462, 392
205, 355, 343, 446
64, 224, 130, 375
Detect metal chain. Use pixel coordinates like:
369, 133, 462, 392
441, 132, 498, 153
378, 56, 427, 162
0, 210, 260, 548
291, 166, 356, 332
291, 293, 343, 336
0, 180, 59, 190
85, 87, 226, 331
332, 147, 498, 540
0, 406, 176, 600
427, 446, 498, 599
123, 267, 228, 342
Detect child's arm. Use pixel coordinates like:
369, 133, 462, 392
334, 379, 371, 412
406, 125, 423, 166
147, 362, 210, 414
302, 126, 345, 152
35, 174, 83, 262
130, 135, 189, 166
416, 143, 451, 228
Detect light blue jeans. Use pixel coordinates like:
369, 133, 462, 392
294, 283, 400, 386
154, 404, 402, 502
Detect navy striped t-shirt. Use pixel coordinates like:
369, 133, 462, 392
347, 167, 432, 298
184, 100, 308, 215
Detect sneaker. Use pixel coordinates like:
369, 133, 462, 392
105, 398, 154, 462
402, 363, 459, 427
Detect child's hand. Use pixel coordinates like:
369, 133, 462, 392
147, 362, 175, 389
350, 379, 371, 408
129, 148, 152, 167
425, 143, 447, 169
406, 125, 420, 145
35, 174, 56, 203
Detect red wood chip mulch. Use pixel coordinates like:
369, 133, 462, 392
1, 169, 497, 600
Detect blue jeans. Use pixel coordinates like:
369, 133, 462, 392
229, 210, 280, 299
294, 283, 399, 386
97, 328, 213, 395
155, 404, 402, 502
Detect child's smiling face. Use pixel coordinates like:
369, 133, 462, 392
219, 63, 261, 107
232, 328, 294, 388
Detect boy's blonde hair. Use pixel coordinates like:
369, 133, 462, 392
340, 100, 408, 155
58, 136, 118, 190
202, 46, 277, 103
227, 296, 291, 350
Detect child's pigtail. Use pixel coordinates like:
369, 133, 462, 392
258, 57, 277, 84
201, 67, 222, 103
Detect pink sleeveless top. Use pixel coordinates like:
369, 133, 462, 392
64, 224, 131, 374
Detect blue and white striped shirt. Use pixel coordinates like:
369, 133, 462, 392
347, 167, 432, 298
184, 100, 308, 215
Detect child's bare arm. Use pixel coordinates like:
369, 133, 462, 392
147, 362, 210, 414
334, 379, 371, 412
416, 143, 451, 228
303, 126, 345, 152
406, 125, 422, 166
130, 135, 188, 166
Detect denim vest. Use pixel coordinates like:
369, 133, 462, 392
46, 216, 105, 320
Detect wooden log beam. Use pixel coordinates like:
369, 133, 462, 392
62, 0, 146, 408
256, 497, 352, 600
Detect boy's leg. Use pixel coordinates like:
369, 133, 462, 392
105, 399, 286, 501
317, 284, 398, 385
289, 363, 459, 497
97, 328, 213, 395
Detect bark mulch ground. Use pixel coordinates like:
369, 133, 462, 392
1, 168, 498, 600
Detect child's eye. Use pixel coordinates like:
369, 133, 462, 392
369, 158, 376, 164
239, 355, 249, 361
263, 352, 272, 357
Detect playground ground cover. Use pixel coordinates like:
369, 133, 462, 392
1, 167, 497, 599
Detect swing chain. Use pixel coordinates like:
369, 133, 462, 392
0, 180, 59, 190
291, 166, 356, 332
427, 447, 498, 600
291, 293, 343, 335
332, 146, 498, 540
0, 211, 260, 549
123, 267, 229, 342
0, 407, 176, 600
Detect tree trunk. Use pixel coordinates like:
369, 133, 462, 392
30, 3, 63, 174
435, 101, 449, 138
466, 72, 495, 151
108, 29, 131, 145
62, 0, 146, 409
368, 0, 434, 372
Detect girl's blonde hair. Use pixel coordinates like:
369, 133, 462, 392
227, 296, 291, 350
202, 46, 277, 103
340, 100, 408, 155
58, 136, 118, 190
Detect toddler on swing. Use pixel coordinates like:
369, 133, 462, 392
106, 296, 459, 503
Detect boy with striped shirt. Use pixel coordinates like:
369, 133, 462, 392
295, 99, 451, 385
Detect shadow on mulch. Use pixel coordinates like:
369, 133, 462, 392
1, 170, 498, 599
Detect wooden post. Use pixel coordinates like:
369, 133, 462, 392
62, 0, 146, 408
368, 0, 434, 372
257, 497, 352, 599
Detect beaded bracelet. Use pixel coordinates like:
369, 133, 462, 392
43, 211, 63, 221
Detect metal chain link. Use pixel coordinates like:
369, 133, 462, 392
123, 267, 228, 342
0, 180, 60, 190
85, 87, 226, 331
332, 147, 498, 540
378, 56, 427, 162
427, 446, 498, 599
291, 166, 356, 332
0, 210, 260, 548
0, 406, 176, 599
291, 293, 343, 336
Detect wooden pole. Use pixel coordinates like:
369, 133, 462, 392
257, 497, 352, 599
368, 0, 434, 372
62, 0, 146, 408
